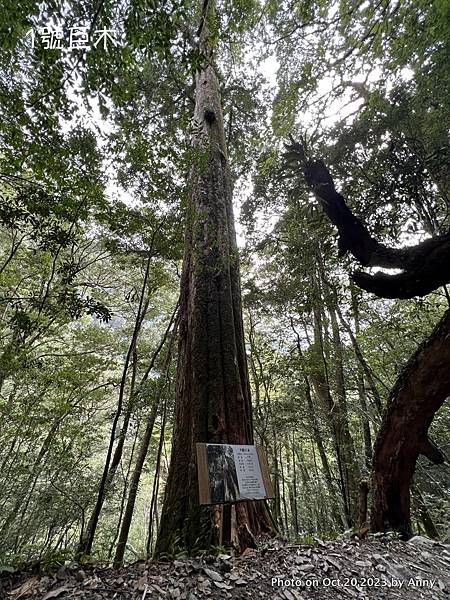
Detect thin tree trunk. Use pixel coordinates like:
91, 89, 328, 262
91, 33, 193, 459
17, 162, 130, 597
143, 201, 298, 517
113, 324, 177, 567
279, 443, 289, 536
328, 304, 360, 516
146, 382, 169, 555
77, 242, 160, 557
113, 400, 160, 566
413, 485, 440, 539
271, 431, 282, 530
356, 480, 369, 530
335, 287, 377, 470
290, 317, 344, 529
108, 415, 141, 560
290, 433, 299, 536
334, 292, 384, 415
309, 291, 356, 527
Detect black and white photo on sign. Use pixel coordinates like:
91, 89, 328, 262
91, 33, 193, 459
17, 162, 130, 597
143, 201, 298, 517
206, 444, 266, 503
207, 444, 241, 503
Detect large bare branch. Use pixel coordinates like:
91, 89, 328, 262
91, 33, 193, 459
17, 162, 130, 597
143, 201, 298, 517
283, 141, 450, 298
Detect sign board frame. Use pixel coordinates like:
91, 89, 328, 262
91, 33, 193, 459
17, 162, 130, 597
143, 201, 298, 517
196, 443, 274, 505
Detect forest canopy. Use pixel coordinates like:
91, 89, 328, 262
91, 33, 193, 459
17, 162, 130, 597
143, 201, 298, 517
0, 0, 449, 571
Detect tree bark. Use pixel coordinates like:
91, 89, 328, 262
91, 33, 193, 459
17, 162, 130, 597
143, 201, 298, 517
356, 480, 369, 531
154, 0, 272, 556
370, 310, 449, 537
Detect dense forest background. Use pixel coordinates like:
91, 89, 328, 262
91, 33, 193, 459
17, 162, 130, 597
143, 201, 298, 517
0, 0, 449, 568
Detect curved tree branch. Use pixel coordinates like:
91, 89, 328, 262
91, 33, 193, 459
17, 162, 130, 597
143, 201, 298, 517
283, 141, 450, 298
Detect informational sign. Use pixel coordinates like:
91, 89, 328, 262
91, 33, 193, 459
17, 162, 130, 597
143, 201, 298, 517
196, 443, 274, 505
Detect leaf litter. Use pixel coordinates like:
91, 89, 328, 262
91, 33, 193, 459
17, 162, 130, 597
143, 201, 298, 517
1, 535, 449, 600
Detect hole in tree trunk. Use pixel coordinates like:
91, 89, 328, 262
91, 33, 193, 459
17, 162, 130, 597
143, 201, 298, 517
211, 414, 219, 432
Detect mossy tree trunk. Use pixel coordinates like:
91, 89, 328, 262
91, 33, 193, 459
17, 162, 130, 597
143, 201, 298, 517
154, 0, 272, 556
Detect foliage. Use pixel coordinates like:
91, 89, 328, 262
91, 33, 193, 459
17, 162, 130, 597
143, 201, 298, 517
0, 0, 449, 564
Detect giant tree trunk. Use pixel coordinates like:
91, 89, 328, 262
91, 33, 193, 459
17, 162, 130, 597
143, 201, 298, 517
154, 0, 272, 556
370, 310, 449, 536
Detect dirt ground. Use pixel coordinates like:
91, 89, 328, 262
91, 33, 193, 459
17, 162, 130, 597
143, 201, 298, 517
2, 534, 449, 600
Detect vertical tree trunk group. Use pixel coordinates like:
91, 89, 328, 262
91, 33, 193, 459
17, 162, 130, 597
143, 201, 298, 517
283, 141, 449, 537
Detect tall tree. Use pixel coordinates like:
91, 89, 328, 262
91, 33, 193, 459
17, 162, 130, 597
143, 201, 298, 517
154, 0, 272, 556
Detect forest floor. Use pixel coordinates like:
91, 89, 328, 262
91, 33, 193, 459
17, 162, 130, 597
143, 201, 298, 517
1, 534, 449, 600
